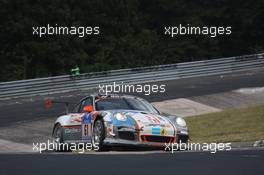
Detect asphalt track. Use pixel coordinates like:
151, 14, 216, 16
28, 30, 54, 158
0, 150, 263, 175
0, 68, 264, 175
0, 68, 264, 126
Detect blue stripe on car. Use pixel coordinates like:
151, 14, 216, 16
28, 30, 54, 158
152, 127, 160, 135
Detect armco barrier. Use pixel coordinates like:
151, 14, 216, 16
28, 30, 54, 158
0, 53, 263, 99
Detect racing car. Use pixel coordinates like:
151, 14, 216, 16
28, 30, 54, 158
52, 94, 189, 151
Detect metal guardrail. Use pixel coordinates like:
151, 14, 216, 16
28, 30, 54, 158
0, 53, 263, 99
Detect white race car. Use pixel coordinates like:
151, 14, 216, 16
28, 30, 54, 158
52, 94, 189, 151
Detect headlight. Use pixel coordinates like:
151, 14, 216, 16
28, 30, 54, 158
114, 113, 127, 121
176, 117, 186, 127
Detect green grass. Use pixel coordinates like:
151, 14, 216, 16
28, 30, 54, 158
185, 105, 264, 143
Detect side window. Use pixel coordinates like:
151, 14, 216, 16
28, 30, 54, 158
72, 102, 81, 113
78, 97, 93, 113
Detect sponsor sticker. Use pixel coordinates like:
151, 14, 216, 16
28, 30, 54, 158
65, 128, 80, 134
152, 127, 160, 135
151, 127, 167, 135
70, 114, 83, 123
160, 128, 167, 136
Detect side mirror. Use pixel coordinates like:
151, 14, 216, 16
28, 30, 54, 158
83, 105, 93, 113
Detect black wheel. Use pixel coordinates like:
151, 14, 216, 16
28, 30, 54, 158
53, 124, 70, 152
92, 119, 106, 151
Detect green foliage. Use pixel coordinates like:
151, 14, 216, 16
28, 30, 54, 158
0, 0, 263, 81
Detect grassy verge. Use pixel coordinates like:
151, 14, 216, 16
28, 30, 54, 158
185, 105, 264, 143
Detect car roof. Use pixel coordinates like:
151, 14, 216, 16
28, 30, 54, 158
80, 93, 143, 102
94, 93, 139, 99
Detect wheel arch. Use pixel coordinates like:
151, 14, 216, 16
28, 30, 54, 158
52, 122, 62, 136
92, 113, 107, 139
52, 115, 72, 136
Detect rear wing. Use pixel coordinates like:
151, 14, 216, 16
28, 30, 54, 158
45, 99, 77, 114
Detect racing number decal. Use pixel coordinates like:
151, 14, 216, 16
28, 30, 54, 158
81, 113, 92, 140
83, 124, 91, 136
146, 116, 160, 125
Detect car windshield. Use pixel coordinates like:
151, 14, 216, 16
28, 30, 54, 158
95, 97, 159, 114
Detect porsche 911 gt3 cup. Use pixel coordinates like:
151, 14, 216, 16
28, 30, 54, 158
52, 94, 189, 151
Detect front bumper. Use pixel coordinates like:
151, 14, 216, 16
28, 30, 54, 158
103, 134, 188, 147
105, 127, 189, 147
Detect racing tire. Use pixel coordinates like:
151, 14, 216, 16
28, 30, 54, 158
92, 119, 107, 151
53, 124, 71, 152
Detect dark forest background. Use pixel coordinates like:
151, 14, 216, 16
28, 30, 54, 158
1, 0, 264, 81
